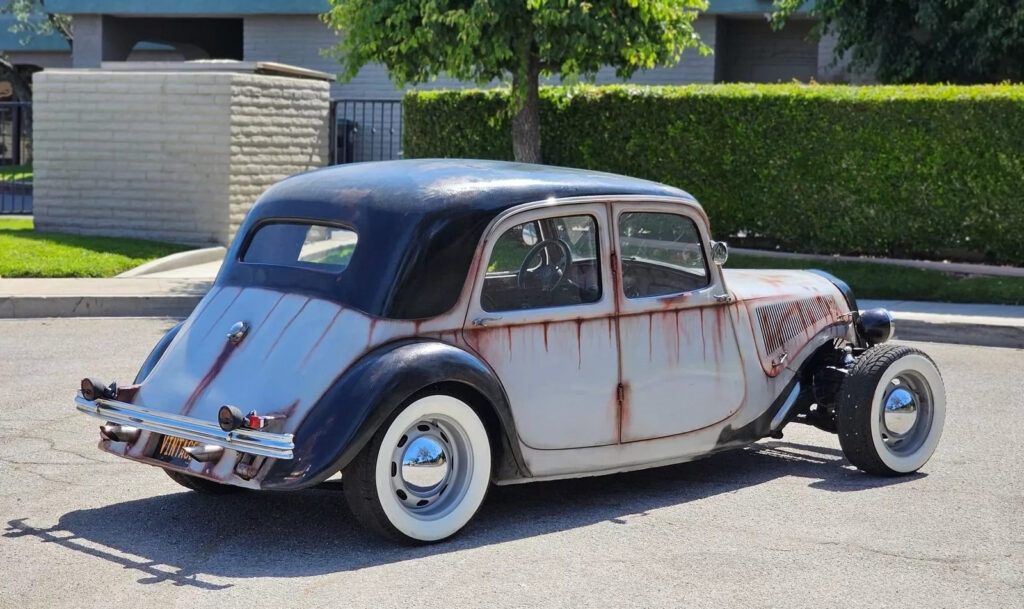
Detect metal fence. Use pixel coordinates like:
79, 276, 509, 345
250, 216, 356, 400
330, 99, 403, 165
0, 101, 32, 214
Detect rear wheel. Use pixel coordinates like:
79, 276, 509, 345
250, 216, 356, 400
164, 469, 243, 494
343, 394, 492, 543
837, 344, 945, 476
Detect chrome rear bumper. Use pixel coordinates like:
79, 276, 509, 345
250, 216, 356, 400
75, 394, 294, 460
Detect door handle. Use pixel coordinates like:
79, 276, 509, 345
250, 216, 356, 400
714, 293, 733, 303
472, 316, 503, 327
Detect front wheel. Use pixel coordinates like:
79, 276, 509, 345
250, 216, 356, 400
343, 394, 492, 543
837, 344, 946, 476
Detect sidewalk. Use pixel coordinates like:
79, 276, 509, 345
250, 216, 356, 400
860, 299, 1024, 349
1, 277, 1022, 348
733, 247, 1024, 278
864, 298, 1024, 348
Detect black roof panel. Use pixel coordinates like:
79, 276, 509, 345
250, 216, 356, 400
221, 159, 695, 319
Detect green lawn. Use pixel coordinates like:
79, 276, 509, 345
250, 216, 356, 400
0, 218, 189, 278
0, 164, 32, 181
730, 254, 1024, 306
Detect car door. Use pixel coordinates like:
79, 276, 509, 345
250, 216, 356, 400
612, 202, 746, 442
463, 203, 620, 450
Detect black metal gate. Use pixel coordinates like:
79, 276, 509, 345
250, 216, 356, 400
0, 101, 32, 214
329, 99, 402, 165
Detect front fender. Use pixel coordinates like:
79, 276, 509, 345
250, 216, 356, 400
261, 338, 525, 490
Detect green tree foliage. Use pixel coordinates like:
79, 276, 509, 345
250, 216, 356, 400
323, 0, 708, 162
772, 0, 1024, 83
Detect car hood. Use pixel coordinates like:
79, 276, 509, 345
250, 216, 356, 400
134, 286, 413, 435
723, 268, 853, 376
723, 268, 850, 306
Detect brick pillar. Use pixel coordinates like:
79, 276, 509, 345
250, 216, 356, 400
32, 65, 331, 246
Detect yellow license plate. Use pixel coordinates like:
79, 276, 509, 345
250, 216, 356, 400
155, 435, 199, 465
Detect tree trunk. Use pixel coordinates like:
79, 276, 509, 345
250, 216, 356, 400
511, 53, 542, 164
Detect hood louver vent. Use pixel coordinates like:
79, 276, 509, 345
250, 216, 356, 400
756, 296, 842, 359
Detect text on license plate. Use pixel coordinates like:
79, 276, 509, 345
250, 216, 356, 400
156, 435, 199, 465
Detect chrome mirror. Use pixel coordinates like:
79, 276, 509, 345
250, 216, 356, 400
711, 241, 729, 266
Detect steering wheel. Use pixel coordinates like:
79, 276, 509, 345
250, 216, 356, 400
517, 239, 572, 292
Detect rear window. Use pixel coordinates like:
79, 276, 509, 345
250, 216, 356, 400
242, 222, 357, 271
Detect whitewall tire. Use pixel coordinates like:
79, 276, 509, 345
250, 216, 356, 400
837, 344, 946, 475
343, 394, 492, 543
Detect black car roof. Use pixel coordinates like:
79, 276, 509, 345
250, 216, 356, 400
222, 159, 696, 319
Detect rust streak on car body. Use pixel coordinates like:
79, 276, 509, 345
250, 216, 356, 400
250, 291, 290, 345
265, 298, 312, 358
617, 381, 631, 440
365, 318, 379, 349
699, 308, 707, 361
662, 310, 681, 367
659, 290, 692, 309
181, 342, 239, 416
575, 318, 584, 369
199, 288, 244, 341
712, 306, 727, 369
301, 307, 345, 366
647, 314, 654, 362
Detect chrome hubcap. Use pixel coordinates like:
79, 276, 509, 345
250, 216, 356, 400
401, 436, 449, 492
883, 387, 918, 435
879, 373, 932, 455
390, 418, 468, 514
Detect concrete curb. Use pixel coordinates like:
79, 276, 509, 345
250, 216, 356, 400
116, 247, 226, 278
0, 294, 202, 318
894, 318, 1024, 349
0, 278, 211, 319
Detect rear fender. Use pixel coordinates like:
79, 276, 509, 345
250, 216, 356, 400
261, 339, 526, 490
134, 321, 184, 384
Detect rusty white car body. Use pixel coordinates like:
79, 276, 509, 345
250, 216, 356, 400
75, 160, 945, 542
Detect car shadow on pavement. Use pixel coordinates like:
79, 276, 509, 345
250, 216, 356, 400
4, 439, 924, 589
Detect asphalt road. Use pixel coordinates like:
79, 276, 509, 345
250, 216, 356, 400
0, 318, 1021, 608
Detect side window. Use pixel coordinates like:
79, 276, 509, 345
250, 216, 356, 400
618, 212, 709, 299
481, 214, 602, 312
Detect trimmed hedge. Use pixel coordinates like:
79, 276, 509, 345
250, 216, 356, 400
404, 84, 1024, 265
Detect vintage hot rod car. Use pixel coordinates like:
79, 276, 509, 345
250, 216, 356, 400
75, 160, 945, 542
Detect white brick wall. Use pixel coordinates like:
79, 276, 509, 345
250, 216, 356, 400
33, 69, 329, 246
228, 73, 330, 231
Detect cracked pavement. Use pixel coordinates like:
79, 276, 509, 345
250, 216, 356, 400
0, 317, 1021, 608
